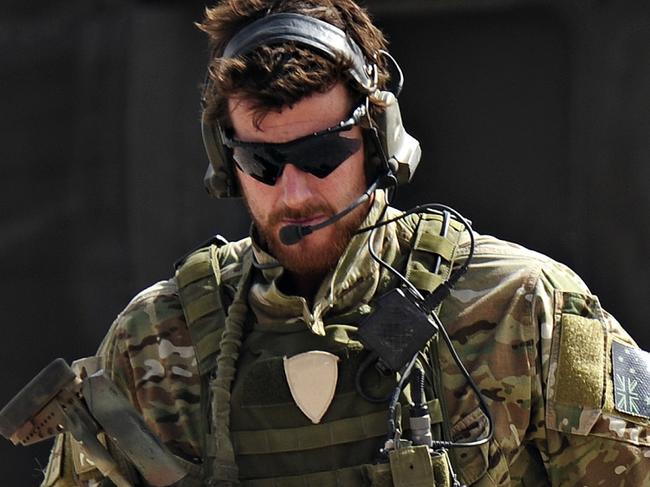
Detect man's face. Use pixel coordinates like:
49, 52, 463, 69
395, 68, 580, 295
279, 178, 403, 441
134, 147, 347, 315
229, 83, 369, 278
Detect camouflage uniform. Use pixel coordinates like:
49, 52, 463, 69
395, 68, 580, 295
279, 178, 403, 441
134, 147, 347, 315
42, 195, 650, 486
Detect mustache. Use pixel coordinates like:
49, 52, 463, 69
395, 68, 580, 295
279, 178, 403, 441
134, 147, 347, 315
268, 203, 335, 227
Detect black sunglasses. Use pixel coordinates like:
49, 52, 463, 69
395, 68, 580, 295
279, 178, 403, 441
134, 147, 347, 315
223, 103, 367, 186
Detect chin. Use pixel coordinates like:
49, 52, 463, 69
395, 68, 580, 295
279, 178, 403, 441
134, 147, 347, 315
271, 227, 347, 276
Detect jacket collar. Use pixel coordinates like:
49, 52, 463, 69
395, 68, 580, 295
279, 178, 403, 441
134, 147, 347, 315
248, 191, 403, 335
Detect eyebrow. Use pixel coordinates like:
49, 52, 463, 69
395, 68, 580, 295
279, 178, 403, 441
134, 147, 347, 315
225, 101, 366, 147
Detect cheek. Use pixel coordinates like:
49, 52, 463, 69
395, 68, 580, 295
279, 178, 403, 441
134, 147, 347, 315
342, 133, 367, 185
237, 170, 275, 220
328, 147, 367, 193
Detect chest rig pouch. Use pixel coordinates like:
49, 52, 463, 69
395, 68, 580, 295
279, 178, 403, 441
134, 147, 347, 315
175, 212, 465, 487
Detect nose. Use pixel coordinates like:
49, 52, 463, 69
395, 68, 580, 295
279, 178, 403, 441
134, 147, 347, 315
278, 164, 315, 208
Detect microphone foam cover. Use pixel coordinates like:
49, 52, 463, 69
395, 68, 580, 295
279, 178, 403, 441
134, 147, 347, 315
279, 225, 304, 246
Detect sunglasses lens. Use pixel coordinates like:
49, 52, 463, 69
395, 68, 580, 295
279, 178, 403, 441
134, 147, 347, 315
287, 134, 362, 178
231, 148, 282, 185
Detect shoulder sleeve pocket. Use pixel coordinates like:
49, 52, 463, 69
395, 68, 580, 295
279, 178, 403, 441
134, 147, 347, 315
546, 291, 607, 435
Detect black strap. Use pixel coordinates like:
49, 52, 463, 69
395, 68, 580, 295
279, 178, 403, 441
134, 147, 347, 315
173, 234, 229, 270
222, 13, 376, 91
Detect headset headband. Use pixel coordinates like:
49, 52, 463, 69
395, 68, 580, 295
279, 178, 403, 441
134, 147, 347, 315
223, 13, 376, 92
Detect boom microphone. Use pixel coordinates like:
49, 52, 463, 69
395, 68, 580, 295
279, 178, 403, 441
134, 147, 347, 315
279, 177, 383, 246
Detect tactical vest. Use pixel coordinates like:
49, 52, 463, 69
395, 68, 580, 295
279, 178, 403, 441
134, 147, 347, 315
175, 213, 466, 487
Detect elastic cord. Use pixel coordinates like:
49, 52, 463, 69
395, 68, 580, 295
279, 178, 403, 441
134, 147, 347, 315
209, 251, 254, 486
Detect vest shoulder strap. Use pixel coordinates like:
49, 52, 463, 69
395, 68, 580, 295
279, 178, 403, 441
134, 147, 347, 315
404, 211, 464, 298
175, 235, 246, 376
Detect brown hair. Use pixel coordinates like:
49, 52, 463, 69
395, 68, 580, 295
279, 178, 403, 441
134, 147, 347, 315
197, 0, 389, 128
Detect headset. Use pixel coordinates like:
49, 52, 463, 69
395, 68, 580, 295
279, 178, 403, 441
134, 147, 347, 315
200, 12, 421, 199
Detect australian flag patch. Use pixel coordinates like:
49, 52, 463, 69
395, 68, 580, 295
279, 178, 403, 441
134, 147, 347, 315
612, 341, 650, 420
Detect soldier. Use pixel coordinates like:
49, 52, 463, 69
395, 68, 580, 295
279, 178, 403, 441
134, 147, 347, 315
39, 0, 650, 485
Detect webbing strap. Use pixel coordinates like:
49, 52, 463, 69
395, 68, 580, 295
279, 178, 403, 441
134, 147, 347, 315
185, 293, 223, 324
237, 448, 454, 487
194, 328, 225, 367
239, 462, 392, 487
228, 399, 441, 456
405, 213, 463, 295
406, 271, 444, 294
176, 248, 215, 288
413, 233, 456, 261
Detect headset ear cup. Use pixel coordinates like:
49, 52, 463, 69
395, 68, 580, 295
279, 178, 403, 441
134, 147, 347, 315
201, 113, 240, 198
373, 91, 421, 185
362, 128, 388, 183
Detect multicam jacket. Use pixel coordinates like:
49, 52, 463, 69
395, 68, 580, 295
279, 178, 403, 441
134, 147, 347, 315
42, 197, 650, 486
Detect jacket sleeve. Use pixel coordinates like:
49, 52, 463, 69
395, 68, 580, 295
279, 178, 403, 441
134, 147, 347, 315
40, 279, 186, 487
533, 262, 650, 485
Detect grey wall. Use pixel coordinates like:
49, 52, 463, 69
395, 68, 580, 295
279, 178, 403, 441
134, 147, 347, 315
1, 1, 648, 485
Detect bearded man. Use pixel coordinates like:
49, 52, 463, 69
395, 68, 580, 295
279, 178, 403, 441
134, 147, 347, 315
30, 0, 650, 485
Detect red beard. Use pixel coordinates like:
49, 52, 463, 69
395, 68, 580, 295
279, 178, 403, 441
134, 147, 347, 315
253, 200, 369, 277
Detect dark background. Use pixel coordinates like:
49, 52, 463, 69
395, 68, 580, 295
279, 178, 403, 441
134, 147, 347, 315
1, 0, 649, 484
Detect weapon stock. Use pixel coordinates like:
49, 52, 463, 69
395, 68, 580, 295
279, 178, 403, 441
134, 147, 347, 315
0, 358, 189, 487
